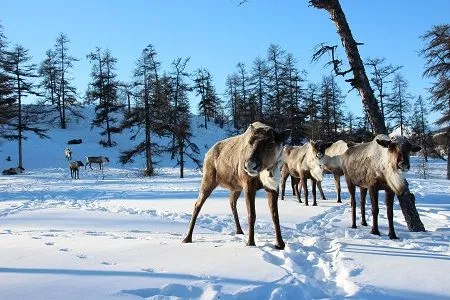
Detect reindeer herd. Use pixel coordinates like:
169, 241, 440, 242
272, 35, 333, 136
65, 146, 109, 179
183, 122, 422, 249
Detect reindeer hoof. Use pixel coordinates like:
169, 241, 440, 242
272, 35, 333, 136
182, 237, 192, 243
246, 241, 256, 247
389, 233, 398, 240
304, 203, 309, 206
337, 200, 342, 203
275, 241, 285, 250
313, 202, 318, 206
322, 197, 327, 200
351, 224, 357, 229
236, 229, 244, 235
370, 229, 381, 236
361, 221, 368, 227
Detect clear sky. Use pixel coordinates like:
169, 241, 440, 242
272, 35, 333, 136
1, 0, 449, 123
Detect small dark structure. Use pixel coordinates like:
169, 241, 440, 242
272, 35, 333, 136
68, 139, 83, 145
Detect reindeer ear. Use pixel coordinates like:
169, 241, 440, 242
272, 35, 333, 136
279, 129, 291, 142
248, 124, 256, 133
310, 140, 316, 147
411, 145, 421, 152
346, 141, 356, 147
376, 138, 391, 148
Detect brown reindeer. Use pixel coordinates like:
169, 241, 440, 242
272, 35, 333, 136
69, 161, 84, 179
342, 135, 421, 239
182, 122, 290, 249
85, 156, 109, 170
280, 141, 332, 206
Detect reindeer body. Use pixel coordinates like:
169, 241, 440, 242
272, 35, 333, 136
342, 135, 421, 239
64, 148, 72, 161
85, 156, 109, 170
182, 122, 290, 249
70, 161, 84, 179
281, 141, 332, 206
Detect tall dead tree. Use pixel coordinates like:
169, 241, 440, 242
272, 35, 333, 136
310, 0, 424, 232
310, 0, 387, 135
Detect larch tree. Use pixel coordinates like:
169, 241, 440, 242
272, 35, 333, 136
385, 73, 411, 136
420, 23, 450, 180
0, 22, 14, 133
53, 33, 81, 129
3, 45, 48, 169
266, 44, 286, 125
86, 47, 123, 147
249, 56, 268, 122
194, 68, 221, 129
120, 44, 163, 176
167, 57, 201, 178
366, 57, 402, 121
411, 95, 430, 161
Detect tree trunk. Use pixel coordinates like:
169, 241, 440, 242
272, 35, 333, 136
310, 0, 387, 134
397, 181, 426, 232
17, 71, 23, 169
310, 0, 426, 231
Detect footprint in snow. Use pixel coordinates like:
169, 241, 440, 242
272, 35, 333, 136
141, 268, 154, 273
45, 242, 54, 246
59, 248, 70, 252
76, 254, 87, 259
101, 261, 117, 266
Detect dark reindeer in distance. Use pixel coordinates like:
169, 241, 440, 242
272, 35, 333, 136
342, 135, 421, 239
85, 156, 109, 170
182, 122, 291, 249
281, 140, 332, 206
69, 161, 84, 179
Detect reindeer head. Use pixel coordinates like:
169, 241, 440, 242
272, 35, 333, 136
243, 124, 290, 177
376, 136, 421, 172
310, 140, 333, 166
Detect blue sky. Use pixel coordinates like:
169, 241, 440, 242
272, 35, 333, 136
1, 0, 449, 123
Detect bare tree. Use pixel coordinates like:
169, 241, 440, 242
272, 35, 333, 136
420, 24, 450, 180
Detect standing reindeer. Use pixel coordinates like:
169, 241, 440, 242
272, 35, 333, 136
342, 135, 421, 239
182, 122, 290, 249
69, 161, 84, 179
85, 156, 109, 170
64, 148, 72, 161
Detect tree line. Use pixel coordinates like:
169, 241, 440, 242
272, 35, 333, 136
0, 20, 448, 178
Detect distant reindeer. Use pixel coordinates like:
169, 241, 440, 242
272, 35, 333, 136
64, 148, 72, 161
69, 161, 84, 179
85, 156, 110, 170
182, 122, 290, 249
67, 139, 82, 145
2, 167, 25, 175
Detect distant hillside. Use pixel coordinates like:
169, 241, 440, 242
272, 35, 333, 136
0, 106, 230, 171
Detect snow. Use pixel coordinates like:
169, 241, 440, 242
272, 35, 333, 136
0, 108, 449, 299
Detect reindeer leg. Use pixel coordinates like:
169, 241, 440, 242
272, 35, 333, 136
291, 175, 297, 196
295, 178, 302, 203
346, 177, 357, 229
369, 186, 380, 236
334, 173, 342, 203
317, 180, 326, 201
229, 191, 243, 234
266, 189, 285, 250
182, 174, 217, 243
312, 179, 318, 206
280, 168, 288, 201
360, 187, 368, 226
244, 184, 257, 246
386, 189, 398, 239
302, 177, 309, 206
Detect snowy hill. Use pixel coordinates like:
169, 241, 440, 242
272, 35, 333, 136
0, 106, 229, 171
0, 107, 449, 300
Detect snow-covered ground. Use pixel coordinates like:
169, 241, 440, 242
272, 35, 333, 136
0, 109, 449, 299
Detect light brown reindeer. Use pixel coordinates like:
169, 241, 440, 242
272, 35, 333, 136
280, 140, 332, 206
342, 135, 421, 239
182, 122, 290, 249
69, 161, 84, 179
85, 156, 109, 170
290, 140, 352, 203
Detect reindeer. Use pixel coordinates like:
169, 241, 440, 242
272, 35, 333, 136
69, 161, 84, 179
280, 140, 332, 206
2, 167, 25, 175
85, 156, 109, 170
64, 148, 72, 161
342, 135, 421, 239
182, 122, 290, 249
